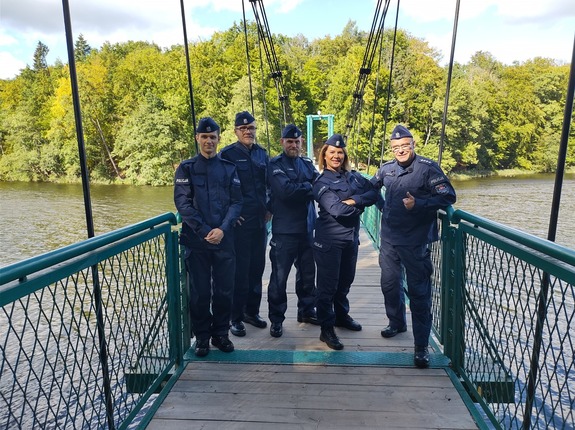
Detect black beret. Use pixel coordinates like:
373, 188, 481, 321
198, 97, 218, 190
196, 117, 220, 133
325, 133, 346, 148
235, 111, 256, 126
281, 124, 302, 139
390, 124, 413, 140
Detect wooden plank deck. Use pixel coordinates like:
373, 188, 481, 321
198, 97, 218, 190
147, 229, 479, 429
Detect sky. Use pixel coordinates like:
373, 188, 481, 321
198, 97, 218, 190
1, 0, 574, 80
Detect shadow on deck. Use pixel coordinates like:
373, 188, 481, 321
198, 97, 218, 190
146, 229, 479, 429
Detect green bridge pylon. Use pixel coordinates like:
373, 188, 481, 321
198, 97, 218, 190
306, 113, 334, 163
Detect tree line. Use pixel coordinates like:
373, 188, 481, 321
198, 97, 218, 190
0, 22, 573, 185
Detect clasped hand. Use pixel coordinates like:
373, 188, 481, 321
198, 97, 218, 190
205, 228, 224, 244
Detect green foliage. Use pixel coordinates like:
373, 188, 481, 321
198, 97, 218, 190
74, 34, 92, 63
113, 94, 190, 185
0, 26, 572, 185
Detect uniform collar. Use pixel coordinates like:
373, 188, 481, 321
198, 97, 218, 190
235, 141, 260, 154
323, 169, 344, 179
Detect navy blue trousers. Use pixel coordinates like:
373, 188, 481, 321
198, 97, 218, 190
185, 247, 235, 341
231, 224, 267, 322
378, 240, 433, 347
267, 233, 316, 323
313, 238, 358, 328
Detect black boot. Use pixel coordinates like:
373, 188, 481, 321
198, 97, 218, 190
414, 346, 430, 368
320, 327, 344, 350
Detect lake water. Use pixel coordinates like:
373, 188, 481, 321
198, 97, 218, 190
0, 173, 574, 267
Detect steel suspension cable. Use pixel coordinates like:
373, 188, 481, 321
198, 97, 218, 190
344, 0, 391, 148
437, 0, 460, 167
378, 0, 401, 166
241, 0, 256, 115
179, 0, 198, 155
344, 0, 382, 141
250, 0, 291, 125
257, 26, 272, 151
366, 15, 387, 173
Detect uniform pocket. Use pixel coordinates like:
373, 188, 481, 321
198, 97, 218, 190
191, 176, 206, 188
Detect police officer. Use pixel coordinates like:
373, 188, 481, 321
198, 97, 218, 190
313, 134, 378, 350
174, 117, 243, 357
370, 124, 456, 368
267, 124, 320, 338
220, 111, 270, 336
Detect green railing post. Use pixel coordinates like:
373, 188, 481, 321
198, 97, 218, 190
167, 230, 183, 365
448, 224, 466, 373
440, 215, 456, 350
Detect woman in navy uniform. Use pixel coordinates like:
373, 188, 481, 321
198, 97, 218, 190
174, 117, 243, 357
312, 134, 378, 350
370, 124, 456, 368
220, 111, 270, 336
267, 124, 320, 338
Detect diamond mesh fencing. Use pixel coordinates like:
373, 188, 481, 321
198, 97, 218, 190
4, 205, 574, 429
363, 205, 574, 429
1, 215, 182, 429
451, 220, 575, 429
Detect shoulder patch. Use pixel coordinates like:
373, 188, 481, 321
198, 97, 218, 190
435, 183, 449, 194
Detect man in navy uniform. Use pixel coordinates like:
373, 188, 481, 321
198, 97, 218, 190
174, 117, 243, 357
370, 124, 456, 368
220, 111, 270, 336
267, 124, 320, 337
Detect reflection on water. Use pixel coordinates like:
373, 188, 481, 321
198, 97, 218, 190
0, 182, 174, 267
0, 173, 574, 267
452, 174, 575, 248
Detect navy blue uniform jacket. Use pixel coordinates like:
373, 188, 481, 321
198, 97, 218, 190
268, 154, 319, 235
370, 155, 456, 246
219, 141, 269, 228
313, 170, 378, 242
174, 154, 243, 249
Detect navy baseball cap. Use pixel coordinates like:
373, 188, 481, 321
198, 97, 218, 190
196, 117, 220, 133
390, 124, 413, 140
281, 124, 302, 139
235, 111, 256, 126
325, 133, 346, 148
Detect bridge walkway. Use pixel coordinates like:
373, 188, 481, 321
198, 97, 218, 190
147, 229, 479, 429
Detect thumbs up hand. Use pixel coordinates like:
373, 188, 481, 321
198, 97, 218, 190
403, 192, 415, 210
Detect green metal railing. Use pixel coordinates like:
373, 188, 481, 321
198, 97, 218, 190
0, 213, 184, 430
2, 206, 574, 429
361, 204, 575, 429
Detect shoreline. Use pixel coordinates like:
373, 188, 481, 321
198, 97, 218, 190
1, 167, 574, 186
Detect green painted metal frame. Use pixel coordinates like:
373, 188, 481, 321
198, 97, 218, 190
306, 113, 334, 162
360, 204, 575, 428
0, 212, 185, 430
185, 348, 451, 367
3, 204, 574, 429
447, 209, 575, 427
